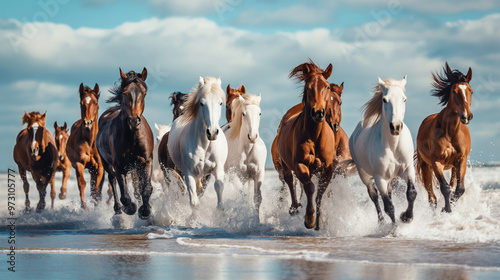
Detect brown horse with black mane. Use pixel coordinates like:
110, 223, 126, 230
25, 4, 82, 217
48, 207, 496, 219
97, 68, 154, 220
226, 84, 246, 122
416, 62, 473, 213
276, 60, 336, 230
53, 121, 71, 200
13, 111, 58, 212
67, 83, 104, 209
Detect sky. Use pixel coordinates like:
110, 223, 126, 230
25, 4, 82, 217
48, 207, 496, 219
1, 0, 499, 172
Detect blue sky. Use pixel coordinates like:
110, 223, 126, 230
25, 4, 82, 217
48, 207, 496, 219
1, 0, 499, 171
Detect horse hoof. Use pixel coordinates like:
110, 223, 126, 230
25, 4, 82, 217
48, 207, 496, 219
400, 212, 413, 223
24, 207, 32, 214
304, 215, 316, 229
122, 202, 137, 215
36, 204, 45, 213
59, 193, 67, 200
441, 207, 452, 213
138, 205, 152, 220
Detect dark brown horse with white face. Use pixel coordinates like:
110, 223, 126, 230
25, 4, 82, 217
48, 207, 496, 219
66, 83, 104, 209
276, 60, 335, 230
226, 84, 246, 122
97, 68, 154, 220
416, 62, 473, 213
13, 112, 58, 212
53, 121, 71, 200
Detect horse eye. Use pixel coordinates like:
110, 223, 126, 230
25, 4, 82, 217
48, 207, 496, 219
259, 112, 262, 116
200, 103, 204, 106
382, 98, 388, 103
242, 112, 246, 116
339, 102, 342, 106
220, 102, 223, 106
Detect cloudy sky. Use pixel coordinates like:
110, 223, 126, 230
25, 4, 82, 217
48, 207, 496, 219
1, 0, 499, 171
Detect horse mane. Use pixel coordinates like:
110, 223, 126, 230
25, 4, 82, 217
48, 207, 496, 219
431, 62, 469, 106
289, 59, 326, 103
170, 92, 188, 106
22, 111, 46, 127
107, 70, 148, 105
362, 78, 404, 127
227, 94, 261, 140
177, 77, 226, 125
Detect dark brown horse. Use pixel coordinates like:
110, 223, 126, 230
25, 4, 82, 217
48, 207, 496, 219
226, 84, 246, 122
416, 62, 473, 212
97, 68, 154, 220
276, 60, 335, 230
13, 112, 58, 212
67, 83, 105, 209
53, 121, 72, 200
170, 91, 189, 121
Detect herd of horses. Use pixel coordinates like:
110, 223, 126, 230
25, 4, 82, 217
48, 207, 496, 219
13, 60, 474, 230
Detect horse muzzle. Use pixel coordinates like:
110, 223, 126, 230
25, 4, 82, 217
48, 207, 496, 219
206, 128, 219, 141
460, 113, 473, 125
58, 153, 65, 161
248, 133, 258, 143
30, 146, 39, 157
311, 108, 325, 123
333, 122, 339, 133
84, 119, 93, 130
128, 116, 142, 130
389, 122, 403, 136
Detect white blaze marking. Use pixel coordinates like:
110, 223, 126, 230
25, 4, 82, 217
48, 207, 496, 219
59, 135, 63, 140
180, 105, 184, 110
458, 85, 467, 103
85, 97, 91, 104
31, 123, 39, 149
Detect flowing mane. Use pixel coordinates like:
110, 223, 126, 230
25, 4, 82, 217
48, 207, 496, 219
107, 70, 148, 105
431, 61, 469, 106
177, 77, 226, 125
227, 94, 261, 140
170, 92, 188, 106
362, 78, 405, 127
289, 59, 327, 103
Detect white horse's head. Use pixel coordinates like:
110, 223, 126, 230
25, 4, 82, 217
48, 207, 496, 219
378, 76, 407, 135
198, 76, 225, 141
154, 123, 171, 142
229, 94, 262, 143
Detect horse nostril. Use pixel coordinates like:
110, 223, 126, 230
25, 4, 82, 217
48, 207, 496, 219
136, 116, 141, 124
206, 129, 211, 136
468, 114, 473, 121
390, 123, 395, 131
215, 129, 219, 136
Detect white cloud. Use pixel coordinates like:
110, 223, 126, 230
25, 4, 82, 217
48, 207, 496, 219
235, 5, 331, 27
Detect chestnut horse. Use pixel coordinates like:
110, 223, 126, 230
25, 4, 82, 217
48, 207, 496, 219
13, 112, 58, 212
276, 60, 335, 230
67, 83, 104, 209
226, 84, 246, 122
416, 62, 473, 213
272, 82, 350, 212
97, 68, 155, 220
53, 121, 71, 200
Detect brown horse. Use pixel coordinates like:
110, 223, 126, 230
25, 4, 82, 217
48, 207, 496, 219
416, 62, 473, 213
67, 83, 104, 209
13, 112, 58, 212
276, 60, 335, 230
97, 68, 155, 220
170, 91, 189, 121
53, 121, 72, 200
226, 84, 246, 122
272, 82, 350, 209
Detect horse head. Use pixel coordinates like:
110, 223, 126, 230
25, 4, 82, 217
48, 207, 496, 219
231, 94, 262, 143
79, 83, 100, 132
379, 76, 407, 136
290, 60, 332, 123
22, 111, 47, 158
119, 68, 148, 131
54, 121, 69, 161
328, 82, 344, 133
170, 92, 188, 121
197, 77, 225, 141
226, 84, 246, 122
447, 64, 473, 125
154, 123, 171, 143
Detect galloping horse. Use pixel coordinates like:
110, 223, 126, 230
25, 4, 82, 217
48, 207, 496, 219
272, 82, 349, 212
225, 84, 246, 122
170, 91, 189, 121
67, 83, 104, 209
276, 60, 335, 230
13, 112, 58, 212
349, 77, 417, 223
224, 94, 266, 217
97, 68, 155, 220
166, 76, 228, 210
53, 121, 71, 200
416, 62, 473, 213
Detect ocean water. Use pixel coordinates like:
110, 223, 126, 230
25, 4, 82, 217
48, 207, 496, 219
1, 165, 499, 279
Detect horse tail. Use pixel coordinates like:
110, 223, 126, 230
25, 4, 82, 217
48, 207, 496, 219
414, 149, 423, 184
335, 159, 357, 177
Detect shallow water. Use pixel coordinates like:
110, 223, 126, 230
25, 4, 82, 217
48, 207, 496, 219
1, 166, 499, 279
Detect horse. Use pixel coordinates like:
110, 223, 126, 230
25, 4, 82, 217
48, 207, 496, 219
13, 111, 58, 212
170, 91, 189, 121
97, 68, 155, 220
166, 76, 228, 210
152, 123, 171, 184
225, 84, 246, 122
349, 76, 417, 224
276, 60, 335, 230
53, 121, 71, 200
224, 93, 266, 217
272, 82, 350, 213
66, 83, 105, 209
416, 62, 473, 213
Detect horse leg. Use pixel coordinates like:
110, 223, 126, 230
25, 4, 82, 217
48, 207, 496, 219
49, 172, 56, 209
214, 166, 225, 210
374, 176, 395, 223
75, 162, 87, 210
131, 170, 141, 202
253, 171, 264, 218
282, 162, 301, 215
59, 165, 70, 200
449, 167, 457, 190
116, 171, 137, 215
108, 171, 121, 214
400, 178, 417, 223
452, 159, 467, 203
91, 152, 105, 201
420, 161, 437, 208
296, 163, 315, 229
184, 173, 200, 209
315, 166, 334, 231
137, 162, 154, 220
432, 162, 451, 213
360, 173, 384, 223
34, 176, 47, 213
19, 167, 31, 213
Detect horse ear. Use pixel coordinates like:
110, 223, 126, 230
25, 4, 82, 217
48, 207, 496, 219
79, 83, 85, 100
323, 64, 333, 80
257, 93, 262, 103
119, 68, 127, 80
445, 62, 452, 75
401, 75, 407, 87
217, 76, 221, 86
378, 77, 385, 85
22, 112, 30, 125
199, 76, 205, 87
239, 84, 246, 94
466, 67, 472, 82
141, 67, 147, 81
93, 83, 100, 99
226, 84, 231, 94
339, 82, 344, 94
64, 122, 67, 130
54, 121, 58, 131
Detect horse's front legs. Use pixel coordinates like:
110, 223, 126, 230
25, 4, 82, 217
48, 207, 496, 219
185, 172, 200, 209
432, 162, 451, 212
59, 164, 70, 200
116, 171, 137, 215
19, 167, 31, 212
137, 161, 153, 220
295, 163, 315, 229
213, 166, 225, 210
253, 170, 264, 218
74, 162, 88, 210
33, 175, 48, 213
374, 176, 395, 223
282, 162, 301, 215
452, 159, 467, 203
315, 165, 334, 230
400, 178, 417, 223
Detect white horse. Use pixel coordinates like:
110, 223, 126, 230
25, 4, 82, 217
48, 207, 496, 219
167, 76, 228, 209
349, 76, 417, 224
224, 94, 267, 217
152, 123, 171, 184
